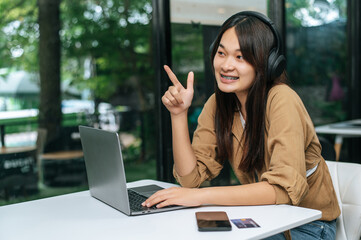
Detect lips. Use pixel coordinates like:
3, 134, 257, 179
220, 73, 239, 83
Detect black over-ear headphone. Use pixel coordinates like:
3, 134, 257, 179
213, 11, 286, 81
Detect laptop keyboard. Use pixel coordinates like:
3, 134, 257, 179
128, 189, 157, 211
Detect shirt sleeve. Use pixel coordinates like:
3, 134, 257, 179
261, 86, 310, 205
173, 95, 223, 188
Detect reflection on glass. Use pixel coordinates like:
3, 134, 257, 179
286, 0, 347, 125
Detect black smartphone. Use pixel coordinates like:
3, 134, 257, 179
195, 211, 232, 231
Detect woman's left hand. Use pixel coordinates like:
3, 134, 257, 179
142, 187, 203, 208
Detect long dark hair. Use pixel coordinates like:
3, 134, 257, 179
210, 13, 287, 172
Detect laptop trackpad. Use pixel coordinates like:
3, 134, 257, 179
129, 184, 164, 198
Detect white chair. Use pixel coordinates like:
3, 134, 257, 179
326, 160, 361, 240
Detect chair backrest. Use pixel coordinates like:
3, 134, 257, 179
326, 161, 361, 240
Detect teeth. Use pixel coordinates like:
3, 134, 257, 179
221, 74, 238, 80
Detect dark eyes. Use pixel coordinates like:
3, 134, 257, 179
217, 51, 243, 59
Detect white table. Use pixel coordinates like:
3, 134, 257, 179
0, 179, 321, 240
315, 119, 361, 160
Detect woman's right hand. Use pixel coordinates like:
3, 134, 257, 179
162, 65, 194, 116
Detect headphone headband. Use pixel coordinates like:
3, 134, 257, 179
233, 11, 283, 56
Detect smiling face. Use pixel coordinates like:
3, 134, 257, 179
213, 27, 256, 102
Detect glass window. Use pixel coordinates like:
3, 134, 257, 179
0, 0, 156, 205
169, 1, 267, 185
285, 0, 348, 125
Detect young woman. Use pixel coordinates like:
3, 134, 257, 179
142, 11, 340, 239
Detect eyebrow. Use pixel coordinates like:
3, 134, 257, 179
219, 43, 242, 52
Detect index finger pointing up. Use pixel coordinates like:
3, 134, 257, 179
164, 65, 184, 90
186, 71, 194, 91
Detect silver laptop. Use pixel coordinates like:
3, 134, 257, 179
79, 125, 186, 216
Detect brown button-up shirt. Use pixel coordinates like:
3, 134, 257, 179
174, 84, 340, 221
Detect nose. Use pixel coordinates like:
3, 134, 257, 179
221, 57, 235, 71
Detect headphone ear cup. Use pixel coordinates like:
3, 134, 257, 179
267, 49, 286, 81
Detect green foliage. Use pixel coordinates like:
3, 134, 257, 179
60, 0, 154, 102
0, 0, 38, 71
124, 159, 156, 182
285, 0, 347, 87
0, 0, 154, 105
170, 23, 206, 106
285, 0, 310, 27
122, 140, 141, 163
286, 0, 347, 27
314, 100, 347, 123
171, 23, 204, 69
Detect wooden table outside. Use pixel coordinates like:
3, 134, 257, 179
41, 150, 86, 186
41, 150, 83, 160
0, 146, 36, 155
315, 119, 361, 161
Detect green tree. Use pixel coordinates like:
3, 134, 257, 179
1, 0, 154, 108
60, 0, 155, 161
0, 0, 38, 71
0, 0, 62, 145
1, 0, 157, 159
60, 0, 154, 107
38, 0, 62, 146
